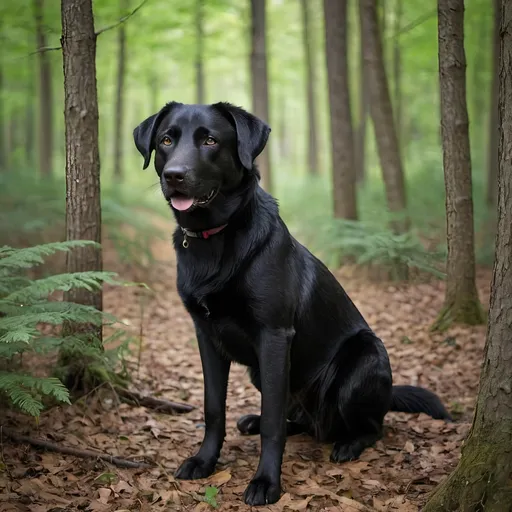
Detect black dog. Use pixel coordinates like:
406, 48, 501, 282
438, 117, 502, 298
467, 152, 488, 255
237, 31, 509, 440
133, 102, 451, 506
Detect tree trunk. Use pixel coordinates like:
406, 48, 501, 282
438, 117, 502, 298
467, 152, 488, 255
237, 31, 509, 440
195, 0, 205, 104
425, 7, 512, 509
324, 0, 357, 220
250, 0, 272, 193
0, 63, 4, 171
278, 93, 288, 162
61, 0, 102, 333
355, 3, 368, 184
301, 0, 319, 176
361, 0, 408, 233
34, 0, 54, 178
393, 0, 402, 150
487, 0, 500, 207
113, 0, 127, 180
432, 0, 484, 330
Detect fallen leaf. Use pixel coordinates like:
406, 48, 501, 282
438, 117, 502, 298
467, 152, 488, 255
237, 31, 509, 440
208, 469, 231, 486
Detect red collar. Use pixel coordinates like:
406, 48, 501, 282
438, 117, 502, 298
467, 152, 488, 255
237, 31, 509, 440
180, 224, 228, 248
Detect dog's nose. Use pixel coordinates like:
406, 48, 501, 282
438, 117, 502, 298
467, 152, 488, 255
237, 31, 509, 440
163, 166, 188, 185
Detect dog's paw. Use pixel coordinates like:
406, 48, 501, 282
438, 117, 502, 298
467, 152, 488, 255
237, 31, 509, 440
243, 476, 281, 506
330, 441, 361, 463
175, 456, 216, 480
237, 414, 261, 435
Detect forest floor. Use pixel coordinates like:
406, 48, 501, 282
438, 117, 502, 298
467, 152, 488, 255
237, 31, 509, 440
1, 225, 491, 512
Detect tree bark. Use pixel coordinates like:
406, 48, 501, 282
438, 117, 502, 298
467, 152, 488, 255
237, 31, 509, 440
355, 3, 368, 184
113, 0, 127, 181
361, 0, 408, 233
250, 0, 272, 193
195, 0, 205, 104
393, 0, 402, 150
61, 0, 103, 335
433, 0, 484, 330
324, 0, 357, 220
34, 0, 54, 178
301, 0, 319, 176
0, 63, 4, 171
487, 0, 500, 207
425, 6, 512, 509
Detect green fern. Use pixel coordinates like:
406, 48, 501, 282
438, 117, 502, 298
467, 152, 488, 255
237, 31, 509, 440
0, 241, 130, 417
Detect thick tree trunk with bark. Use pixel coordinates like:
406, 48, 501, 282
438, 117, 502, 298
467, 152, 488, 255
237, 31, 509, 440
195, 0, 205, 104
301, 0, 319, 175
361, 0, 408, 233
487, 0, 500, 207
113, 0, 127, 180
61, 0, 102, 332
433, 0, 484, 330
324, 0, 357, 220
34, 0, 54, 177
250, 0, 272, 192
425, 7, 512, 509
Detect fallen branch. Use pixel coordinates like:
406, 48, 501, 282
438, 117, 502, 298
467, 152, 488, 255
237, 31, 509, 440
114, 387, 195, 414
30, 0, 149, 55
0, 427, 152, 469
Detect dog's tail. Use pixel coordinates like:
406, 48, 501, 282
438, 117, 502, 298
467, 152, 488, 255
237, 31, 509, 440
390, 385, 452, 421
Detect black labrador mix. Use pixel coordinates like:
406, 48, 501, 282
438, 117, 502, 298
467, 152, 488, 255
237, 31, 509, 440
133, 102, 451, 506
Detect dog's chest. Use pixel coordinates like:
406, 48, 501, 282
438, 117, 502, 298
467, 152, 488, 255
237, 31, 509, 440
189, 291, 259, 367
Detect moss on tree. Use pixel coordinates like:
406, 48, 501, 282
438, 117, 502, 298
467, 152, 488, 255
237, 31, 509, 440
423, 432, 512, 511
431, 295, 486, 331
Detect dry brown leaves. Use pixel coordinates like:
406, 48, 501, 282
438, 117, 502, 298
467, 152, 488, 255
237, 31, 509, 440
0, 234, 490, 511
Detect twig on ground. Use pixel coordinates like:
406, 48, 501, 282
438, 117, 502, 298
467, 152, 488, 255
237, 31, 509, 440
114, 387, 195, 414
0, 426, 152, 469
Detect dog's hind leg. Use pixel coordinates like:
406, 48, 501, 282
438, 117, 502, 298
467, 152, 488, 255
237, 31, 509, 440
316, 331, 393, 463
238, 367, 307, 437
237, 415, 306, 436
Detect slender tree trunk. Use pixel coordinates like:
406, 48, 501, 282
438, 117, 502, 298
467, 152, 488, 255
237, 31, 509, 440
487, 0, 500, 207
278, 93, 288, 162
34, 0, 54, 177
0, 63, 4, 171
61, 0, 102, 333
250, 0, 272, 192
323, 0, 357, 220
433, 0, 484, 330
195, 0, 205, 104
355, 4, 368, 184
393, 0, 402, 149
361, 0, 408, 233
113, 0, 127, 180
425, 6, 512, 509
301, 0, 319, 176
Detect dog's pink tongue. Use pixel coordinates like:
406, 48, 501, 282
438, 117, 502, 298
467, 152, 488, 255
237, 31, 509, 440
171, 196, 194, 211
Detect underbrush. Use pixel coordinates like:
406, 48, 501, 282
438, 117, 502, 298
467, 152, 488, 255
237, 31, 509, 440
274, 152, 494, 278
0, 241, 135, 418
0, 171, 168, 270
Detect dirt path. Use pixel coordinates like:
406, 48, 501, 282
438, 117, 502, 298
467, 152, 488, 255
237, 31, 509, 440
1, 235, 490, 512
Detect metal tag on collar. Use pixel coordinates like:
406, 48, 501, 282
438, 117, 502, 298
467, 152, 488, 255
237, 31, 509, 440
181, 228, 189, 249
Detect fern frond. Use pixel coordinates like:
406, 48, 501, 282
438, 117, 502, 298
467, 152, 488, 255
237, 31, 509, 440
0, 241, 100, 275
5, 271, 119, 303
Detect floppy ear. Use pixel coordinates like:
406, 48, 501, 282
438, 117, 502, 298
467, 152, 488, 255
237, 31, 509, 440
212, 102, 271, 170
133, 102, 180, 169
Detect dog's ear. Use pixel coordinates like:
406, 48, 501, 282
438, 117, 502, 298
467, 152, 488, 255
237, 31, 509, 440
133, 102, 180, 169
212, 102, 271, 170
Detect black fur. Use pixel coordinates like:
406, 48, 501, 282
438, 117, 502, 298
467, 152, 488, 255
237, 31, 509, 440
133, 102, 451, 507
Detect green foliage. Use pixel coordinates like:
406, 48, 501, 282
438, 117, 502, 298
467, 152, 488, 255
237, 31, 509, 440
203, 486, 219, 509
0, 240, 127, 417
0, 171, 168, 269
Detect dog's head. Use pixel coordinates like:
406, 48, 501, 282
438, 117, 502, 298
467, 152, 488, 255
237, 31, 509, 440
133, 102, 270, 213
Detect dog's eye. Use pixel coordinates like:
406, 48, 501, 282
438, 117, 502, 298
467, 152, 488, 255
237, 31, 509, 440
161, 136, 172, 146
203, 136, 217, 146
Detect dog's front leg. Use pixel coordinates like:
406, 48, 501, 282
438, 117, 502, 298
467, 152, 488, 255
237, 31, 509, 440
175, 325, 230, 480
244, 327, 293, 506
